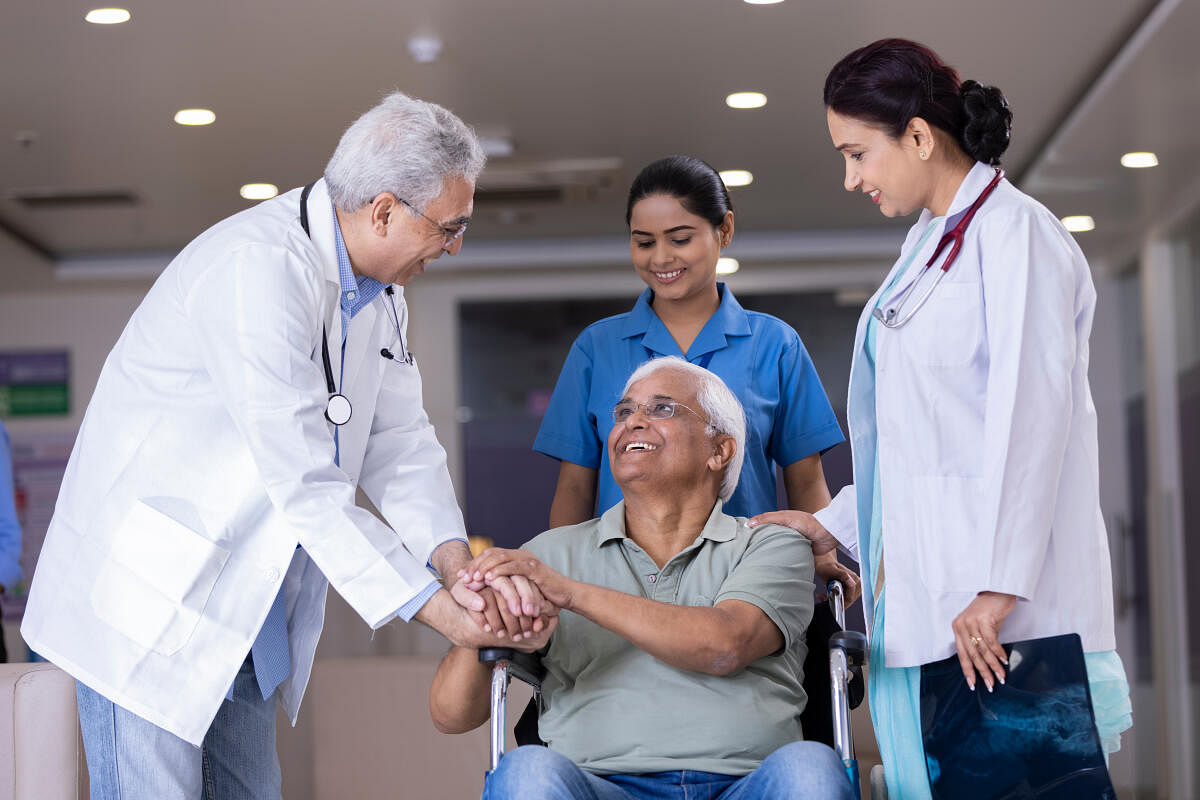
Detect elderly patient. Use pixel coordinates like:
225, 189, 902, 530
430, 356, 854, 800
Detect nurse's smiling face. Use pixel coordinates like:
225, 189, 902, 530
628, 195, 732, 304
827, 109, 931, 218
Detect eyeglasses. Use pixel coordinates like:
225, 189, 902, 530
398, 197, 469, 246
612, 398, 709, 426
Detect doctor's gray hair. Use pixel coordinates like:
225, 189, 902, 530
324, 91, 486, 213
622, 356, 746, 503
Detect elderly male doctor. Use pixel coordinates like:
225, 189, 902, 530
22, 92, 544, 799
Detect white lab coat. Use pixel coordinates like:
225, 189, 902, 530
815, 162, 1117, 668
21, 180, 466, 744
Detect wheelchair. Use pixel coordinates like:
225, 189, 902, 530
479, 580, 878, 798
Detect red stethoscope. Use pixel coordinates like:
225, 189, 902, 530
873, 168, 1004, 329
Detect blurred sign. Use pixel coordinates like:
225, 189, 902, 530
0, 351, 70, 416
5, 431, 76, 620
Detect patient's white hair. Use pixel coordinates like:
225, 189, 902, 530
622, 356, 746, 502
324, 91, 486, 213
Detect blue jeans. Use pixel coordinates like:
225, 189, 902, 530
76, 655, 282, 800
482, 742, 855, 800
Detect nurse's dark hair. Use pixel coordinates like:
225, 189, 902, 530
823, 38, 1012, 166
625, 155, 734, 228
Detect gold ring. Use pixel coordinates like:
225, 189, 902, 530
969, 635, 983, 647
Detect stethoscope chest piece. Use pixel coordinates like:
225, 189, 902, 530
325, 393, 352, 426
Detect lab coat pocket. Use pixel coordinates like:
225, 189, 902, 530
90, 501, 230, 656
911, 475, 983, 593
900, 282, 982, 367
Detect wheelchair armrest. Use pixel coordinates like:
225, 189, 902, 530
478, 647, 547, 691
829, 630, 867, 710
829, 630, 867, 667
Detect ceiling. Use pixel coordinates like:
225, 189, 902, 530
1, 0, 1191, 285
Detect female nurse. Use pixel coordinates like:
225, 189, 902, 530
750, 38, 1132, 797
535, 155, 855, 591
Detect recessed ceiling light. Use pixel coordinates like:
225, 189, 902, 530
85, 8, 130, 24
1061, 215, 1095, 233
1120, 152, 1158, 168
716, 257, 740, 275
240, 183, 278, 200
408, 35, 443, 64
478, 136, 514, 158
719, 170, 753, 188
726, 92, 767, 110
174, 109, 216, 126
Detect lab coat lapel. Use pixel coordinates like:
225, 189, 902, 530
304, 180, 345, 381
341, 302, 378, 396
844, 245, 920, 634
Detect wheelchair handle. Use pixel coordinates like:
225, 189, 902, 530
827, 579, 846, 630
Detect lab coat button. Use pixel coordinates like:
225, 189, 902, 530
265, 567, 281, 583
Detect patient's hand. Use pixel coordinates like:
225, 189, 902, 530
466, 583, 558, 642
460, 549, 577, 611
511, 614, 558, 653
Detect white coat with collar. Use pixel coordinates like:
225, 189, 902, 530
815, 161, 1117, 668
21, 180, 466, 745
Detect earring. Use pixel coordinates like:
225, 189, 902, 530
919, 151, 928, 160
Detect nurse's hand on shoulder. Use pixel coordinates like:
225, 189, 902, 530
952, 591, 1017, 692
747, 510, 862, 606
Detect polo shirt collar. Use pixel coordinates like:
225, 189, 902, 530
594, 498, 738, 549
619, 283, 752, 359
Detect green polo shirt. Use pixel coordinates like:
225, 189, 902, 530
525, 499, 815, 776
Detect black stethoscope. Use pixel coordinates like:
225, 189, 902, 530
299, 182, 412, 427
872, 168, 1004, 329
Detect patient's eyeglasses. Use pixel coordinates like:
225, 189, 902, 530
612, 398, 708, 426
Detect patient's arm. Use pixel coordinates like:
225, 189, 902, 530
574, 584, 781, 676
463, 549, 785, 677
429, 611, 558, 735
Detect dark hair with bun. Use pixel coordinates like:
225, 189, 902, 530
626, 155, 733, 228
823, 38, 1012, 166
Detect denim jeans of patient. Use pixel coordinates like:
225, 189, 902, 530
76, 654, 282, 800
483, 742, 855, 800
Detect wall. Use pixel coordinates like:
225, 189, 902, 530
0, 251, 1150, 796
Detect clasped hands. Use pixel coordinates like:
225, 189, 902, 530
450, 549, 566, 652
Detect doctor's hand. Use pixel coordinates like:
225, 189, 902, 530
460, 548, 577, 611
952, 591, 1017, 692
461, 581, 556, 642
813, 551, 861, 607
747, 510, 861, 606
747, 510, 839, 556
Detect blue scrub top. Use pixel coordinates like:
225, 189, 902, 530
534, 284, 844, 518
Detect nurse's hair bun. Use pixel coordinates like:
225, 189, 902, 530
960, 80, 1012, 167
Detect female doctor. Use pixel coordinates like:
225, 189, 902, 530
750, 38, 1132, 797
